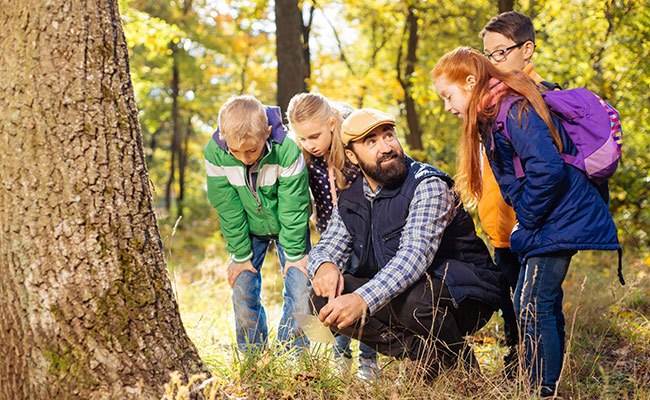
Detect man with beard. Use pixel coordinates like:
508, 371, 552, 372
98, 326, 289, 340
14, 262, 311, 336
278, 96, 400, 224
307, 108, 506, 379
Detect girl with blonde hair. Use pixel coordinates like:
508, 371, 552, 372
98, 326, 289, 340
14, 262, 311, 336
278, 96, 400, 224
287, 93, 358, 232
287, 93, 378, 381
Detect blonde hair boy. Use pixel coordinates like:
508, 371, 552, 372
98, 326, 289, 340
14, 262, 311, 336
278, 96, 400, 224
204, 95, 311, 351
218, 95, 270, 148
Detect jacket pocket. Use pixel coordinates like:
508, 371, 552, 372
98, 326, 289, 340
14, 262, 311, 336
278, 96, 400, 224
382, 228, 403, 254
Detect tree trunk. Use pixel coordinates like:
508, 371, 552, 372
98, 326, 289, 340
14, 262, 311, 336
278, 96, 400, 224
0, 1, 207, 399
397, 5, 423, 151
239, 50, 250, 94
528, 0, 537, 21
275, 0, 307, 113
177, 118, 192, 219
165, 43, 181, 212
301, 3, 315, 85
145, 127, 162, 168
498, 0, 515, 13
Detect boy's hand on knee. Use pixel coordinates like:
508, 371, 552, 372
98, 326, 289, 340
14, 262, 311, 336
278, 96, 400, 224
312, 262, 344, 301
283, 255, 309, 279
227, 260, 257, 288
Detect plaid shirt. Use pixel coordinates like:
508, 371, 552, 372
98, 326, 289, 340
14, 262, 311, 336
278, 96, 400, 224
307, 176, 457, 314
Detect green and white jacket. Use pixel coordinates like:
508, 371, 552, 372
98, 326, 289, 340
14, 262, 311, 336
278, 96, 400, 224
204, 106, 310, 263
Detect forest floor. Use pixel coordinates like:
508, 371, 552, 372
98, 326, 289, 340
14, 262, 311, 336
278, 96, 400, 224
161, 218, 650, 399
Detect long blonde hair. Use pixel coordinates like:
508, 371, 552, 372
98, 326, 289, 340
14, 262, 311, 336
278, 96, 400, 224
287, 93, 354, 189
431, 46, 562, 204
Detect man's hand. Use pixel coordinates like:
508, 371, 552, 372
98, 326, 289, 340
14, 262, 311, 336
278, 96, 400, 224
283, 255, 309, 279
318, 292, 368, 329
311, 262, 344, 301
227, 260, 257, 288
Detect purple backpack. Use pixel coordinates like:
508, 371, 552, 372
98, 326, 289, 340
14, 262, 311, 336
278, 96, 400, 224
494, 88, 623, 183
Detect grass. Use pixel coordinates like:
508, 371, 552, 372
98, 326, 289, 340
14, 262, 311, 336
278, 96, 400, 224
160, 216, 650, 399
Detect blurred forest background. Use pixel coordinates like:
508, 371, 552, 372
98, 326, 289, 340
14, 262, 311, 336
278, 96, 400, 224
118, 0, 649, 396
119, 0, 649, 267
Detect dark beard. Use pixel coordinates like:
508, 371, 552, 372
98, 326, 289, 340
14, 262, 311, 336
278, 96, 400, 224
356, 149, 408, 189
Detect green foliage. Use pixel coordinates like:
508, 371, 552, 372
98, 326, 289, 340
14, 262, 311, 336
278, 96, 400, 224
120, 0, 649, 256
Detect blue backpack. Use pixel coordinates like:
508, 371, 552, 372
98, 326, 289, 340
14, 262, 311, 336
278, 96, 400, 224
493, 88, 623, 184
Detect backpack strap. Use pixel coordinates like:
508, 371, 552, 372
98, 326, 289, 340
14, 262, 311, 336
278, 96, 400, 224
493, 95, 526, 179
617, 248, 625, 285
539, 80, 562, 91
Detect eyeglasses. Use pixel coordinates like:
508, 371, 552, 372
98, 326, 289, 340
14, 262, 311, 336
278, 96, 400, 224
484, 41, 527, 62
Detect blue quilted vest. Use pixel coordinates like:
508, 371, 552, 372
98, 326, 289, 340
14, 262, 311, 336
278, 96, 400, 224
338, 157, 505, 309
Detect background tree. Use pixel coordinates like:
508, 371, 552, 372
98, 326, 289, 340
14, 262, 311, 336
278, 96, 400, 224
0, 0, 207, 398
499, 0, 515, 13
396, 3, 424, 152
312, 0, 397, 109
129, 0, 197, 219
275, 0, 308, 112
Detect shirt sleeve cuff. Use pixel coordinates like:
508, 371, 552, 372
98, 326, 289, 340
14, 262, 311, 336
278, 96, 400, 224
284, 252, 306, 262
307, 255, 336, 278
354, 285, 380, 315
230, 251, 253, 263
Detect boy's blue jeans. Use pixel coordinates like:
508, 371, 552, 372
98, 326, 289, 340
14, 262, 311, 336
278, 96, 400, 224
334, 334, 377, 360
333, 252, 377, 361
231, 235, 311, 351
514, 252, 573, 396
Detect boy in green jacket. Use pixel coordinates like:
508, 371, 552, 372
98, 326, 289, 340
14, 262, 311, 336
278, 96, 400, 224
204, 95, 311, 350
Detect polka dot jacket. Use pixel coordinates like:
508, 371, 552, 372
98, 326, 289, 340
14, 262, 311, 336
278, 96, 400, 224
308, 156, 359, 233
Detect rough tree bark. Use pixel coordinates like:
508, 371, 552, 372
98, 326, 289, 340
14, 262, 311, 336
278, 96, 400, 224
276, 0, 307, 113
0, 1, 207, 399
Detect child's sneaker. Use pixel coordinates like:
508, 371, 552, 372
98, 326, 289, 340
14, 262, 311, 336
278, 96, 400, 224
356, 356, 380, 382
334, 355, 353, 375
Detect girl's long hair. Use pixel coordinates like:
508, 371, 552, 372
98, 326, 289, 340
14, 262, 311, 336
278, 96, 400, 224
287, 93, 355, 189
431, 46, 562, 204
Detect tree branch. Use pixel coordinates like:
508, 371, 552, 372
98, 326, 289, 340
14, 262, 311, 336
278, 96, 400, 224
320, 7, 357, 76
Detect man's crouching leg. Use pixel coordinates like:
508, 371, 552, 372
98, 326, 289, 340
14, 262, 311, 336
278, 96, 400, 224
311, 274, 425, 361
388, 274, 494, 377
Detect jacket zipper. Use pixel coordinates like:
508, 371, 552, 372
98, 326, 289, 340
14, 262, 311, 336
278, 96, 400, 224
382, 230, 402, 242
254, 148, 273, 235
369, 198, 382, 271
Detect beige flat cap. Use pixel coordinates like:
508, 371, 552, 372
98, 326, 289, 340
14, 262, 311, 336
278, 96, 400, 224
341, 108, 396, 146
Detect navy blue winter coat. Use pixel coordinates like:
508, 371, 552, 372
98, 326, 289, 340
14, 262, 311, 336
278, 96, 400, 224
482, 100, 620, 260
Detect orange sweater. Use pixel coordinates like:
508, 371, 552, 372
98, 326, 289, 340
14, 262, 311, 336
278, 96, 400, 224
477, 62, 545, 248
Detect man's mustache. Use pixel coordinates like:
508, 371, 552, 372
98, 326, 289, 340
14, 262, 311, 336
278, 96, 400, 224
377, 151, 399, 164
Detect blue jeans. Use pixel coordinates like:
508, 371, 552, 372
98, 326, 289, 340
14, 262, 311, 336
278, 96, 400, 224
514, 252, 573, 395
334, 334, 377, 360
333, 252, 377, 361
231, 235, 311, 350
